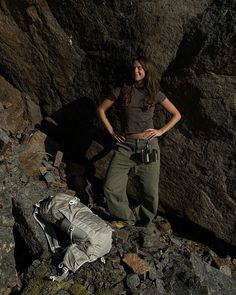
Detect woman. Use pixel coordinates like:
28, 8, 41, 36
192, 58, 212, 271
97, 56, 181, 231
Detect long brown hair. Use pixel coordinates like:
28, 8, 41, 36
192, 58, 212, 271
121, 56, 160, 109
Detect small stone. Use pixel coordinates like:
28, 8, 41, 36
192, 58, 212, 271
50, 181, 67, 190
220, 265, 232, 277
39, 166, 47, 176
155, 278, 166, 294
110, 255, 121, 264
126, 273, 140, 289
113, 282, 125, 294
16, 133, 22, 139
171, 237, 182, 247
58, 163, 67, 181
54, 150, 63, 168
42, 160, 54, 170
141, 231, 161, 248
148, 265, 157, 281
116, 229, 130, 243
63, 189, 76, 196
44, 171, 55, 184
109, 267, 126, 285
123, 253, 150, 274
32, 259, 41, 267
159, 220, 172, 232
20, 174, 28, 183
87, 284, 95, 294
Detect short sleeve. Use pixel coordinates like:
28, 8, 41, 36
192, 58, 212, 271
155, 91, 167, 104
109, 87, 121, 101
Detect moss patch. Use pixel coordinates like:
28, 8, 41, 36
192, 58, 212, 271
21, 277, 114, 295
21, 278, 44, 295
21, 277, 72, 295
68, 282, 88, 295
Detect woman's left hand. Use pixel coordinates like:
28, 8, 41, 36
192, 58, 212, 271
143, 128, 164, 140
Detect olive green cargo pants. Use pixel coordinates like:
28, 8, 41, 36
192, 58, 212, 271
104, 138, 160, 226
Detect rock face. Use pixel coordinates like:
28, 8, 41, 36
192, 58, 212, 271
0, 3, 236, 294
0, 0, 212, 114
160, 72, 236, 245
0, 164, 21, 295
160, 0, 236, 245
0, 0, 80, 115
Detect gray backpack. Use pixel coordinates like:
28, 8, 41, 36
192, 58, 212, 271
34, 193, 113, 281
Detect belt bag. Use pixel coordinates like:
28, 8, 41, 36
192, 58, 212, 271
141, 141, 158, 164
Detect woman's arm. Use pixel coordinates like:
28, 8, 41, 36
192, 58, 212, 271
96, 98, 126, 142
144, 98, 181, 140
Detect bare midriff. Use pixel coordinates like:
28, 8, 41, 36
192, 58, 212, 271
126, 132, 147, 139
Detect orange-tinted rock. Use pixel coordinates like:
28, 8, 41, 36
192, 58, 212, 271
123, 253, 150, 275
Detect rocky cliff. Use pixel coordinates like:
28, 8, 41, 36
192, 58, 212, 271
0, 0, 235, 294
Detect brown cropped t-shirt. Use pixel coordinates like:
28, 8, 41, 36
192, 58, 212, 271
111, 86, 166, 134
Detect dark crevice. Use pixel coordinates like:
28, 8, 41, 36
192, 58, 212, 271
13, 225, 36, 273
12, 199, 43, 274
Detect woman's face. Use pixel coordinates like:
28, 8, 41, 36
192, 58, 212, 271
132, 60, 145, 83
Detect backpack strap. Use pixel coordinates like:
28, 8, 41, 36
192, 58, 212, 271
49, 264, 69, 282
33, 201, 61, 253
